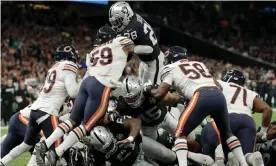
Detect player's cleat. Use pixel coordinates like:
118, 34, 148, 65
0, 161, 6, 166
35, 141, 48, 166
47, 150, 58, 166
226, 152, 238, 166
252, 151, 264, 166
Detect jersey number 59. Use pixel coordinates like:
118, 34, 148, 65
90, 47, 113, 66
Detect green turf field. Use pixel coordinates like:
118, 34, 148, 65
1, 113, 275, 166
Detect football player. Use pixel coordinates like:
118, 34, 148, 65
109, 1, 165, 85
35, 25, 154, 165
0, 45, 82, 166
144, 46, 248, 166
1, 99, 73, 158
256, 121, 276, 166
201, 70, 272, 166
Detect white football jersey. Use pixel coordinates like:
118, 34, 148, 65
218, 80, 258, 116
20, 105, 32, 118
161, 60, 216, 99
31, 61, 78, 116
86, 36, 133, 87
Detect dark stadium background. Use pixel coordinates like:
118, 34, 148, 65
1, 1, 276, 165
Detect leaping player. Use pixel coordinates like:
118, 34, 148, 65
35, 25, 155, 165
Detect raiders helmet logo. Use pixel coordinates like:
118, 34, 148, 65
121, 6, 128, 15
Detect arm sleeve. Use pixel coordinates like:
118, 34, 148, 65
63, 70, 82, 98
160, 66, 173, 85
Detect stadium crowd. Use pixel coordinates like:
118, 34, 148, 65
1, 2, 276, 126
136, 1, 276, 63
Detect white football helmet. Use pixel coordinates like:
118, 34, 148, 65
88, 126, 117, 154
109, 2, 134, 33
121, 76, 145, 108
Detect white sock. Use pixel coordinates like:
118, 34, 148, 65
187, 151, 214, 165
227, 136, 248, 166
1, 142, 32, 165
45, 120, 73, 148
174, 138, 188, 166
245, 153, 253, 165
55, 125, 86, 157
215, 144, 225, 163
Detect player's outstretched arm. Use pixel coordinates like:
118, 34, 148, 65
63, 70, 82, 98
253, 97, 273, 140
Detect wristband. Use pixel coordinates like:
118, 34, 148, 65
261, 134, 268, 141
127, 136, 134, 142
260, 126, 268, 134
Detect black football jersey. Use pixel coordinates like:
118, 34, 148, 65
115, 92, 168, 127
93, 123, 142, 166
256, 139, 276, 166
118, 14, 161, 62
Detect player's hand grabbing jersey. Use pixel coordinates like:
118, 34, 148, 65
161, 60, 216, 99
31, 61, 80, 116
118, 14, 160, 62
218, 80, 258, 116
86, 36, 134, 88
115, 92, 167, 127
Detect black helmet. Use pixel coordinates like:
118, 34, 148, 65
96, 25, 117, 45
221, 70, 246, 86
54, 45, 80, 63
164, 46, 188, 65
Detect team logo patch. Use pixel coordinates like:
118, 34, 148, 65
64, 46, 72, 52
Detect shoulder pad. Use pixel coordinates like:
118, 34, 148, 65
63, 61, 78, 74
160, 66, 172, 81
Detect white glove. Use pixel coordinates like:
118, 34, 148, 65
143, 80, 153, 92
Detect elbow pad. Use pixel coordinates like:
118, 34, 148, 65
134, 45, 153, 55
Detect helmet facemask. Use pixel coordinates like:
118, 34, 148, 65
121, 76, 145, 108
124, 90, 145, 108
109, 2, 134, 33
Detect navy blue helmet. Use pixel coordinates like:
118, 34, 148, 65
164, 46, 188, 65
54, 45, 80, 65
96, 25, 117, 45
221, 70, 246, 86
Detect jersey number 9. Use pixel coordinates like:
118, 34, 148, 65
43, 70, 57, 93
90, 47, 113, 66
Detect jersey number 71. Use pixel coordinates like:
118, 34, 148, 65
230, 84, 248, 106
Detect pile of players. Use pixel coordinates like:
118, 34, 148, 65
1, 2, 275, 166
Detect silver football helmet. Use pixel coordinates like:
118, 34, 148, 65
121, 76, 145, 108
88, 126, 117, 154
109, 2, 134, 33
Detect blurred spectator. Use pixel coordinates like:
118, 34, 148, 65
1, 79, 16, 125
15, 80, 29, 111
